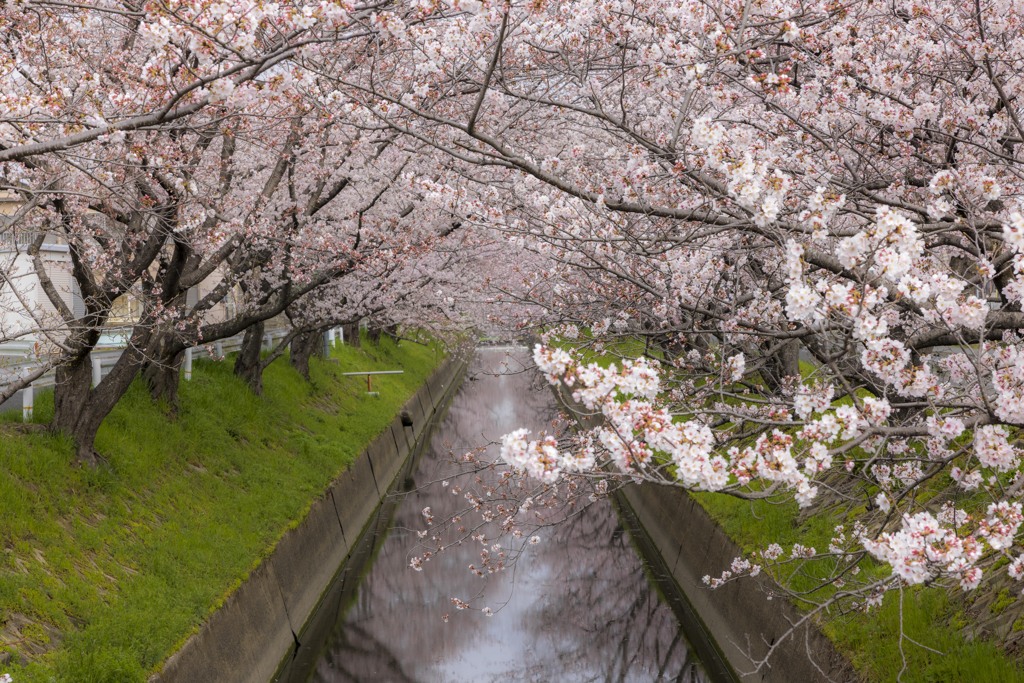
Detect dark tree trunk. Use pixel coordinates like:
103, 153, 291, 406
760, 339, 801, 394
367, 326, 383, 345
313, 331, 327, 361
52, 354, 101, 465
142, 332, 186, 409
52, 345, 144, 465
289, 330, 320, 381
142, 347, 185, 410
654, 333, 686, 362
234, 321, 265, 395
342, 322, 360, 348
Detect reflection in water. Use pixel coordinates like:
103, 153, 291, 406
296, 348, 708, 683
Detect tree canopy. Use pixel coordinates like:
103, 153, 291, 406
5, 0, 1024, 669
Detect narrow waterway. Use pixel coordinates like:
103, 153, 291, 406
278, 347, 713, 683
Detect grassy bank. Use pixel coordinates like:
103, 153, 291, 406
691, 491, 1024, 682
551, 335, 1024, 681
0, 337, 441, 682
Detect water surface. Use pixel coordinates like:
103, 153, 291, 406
281, 348, 709, 682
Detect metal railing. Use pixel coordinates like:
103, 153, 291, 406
0, 323, 347, 420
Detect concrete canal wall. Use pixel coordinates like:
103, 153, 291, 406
154, 353, 468, 683
558, 384, 854, 682
618, 483, 855, 683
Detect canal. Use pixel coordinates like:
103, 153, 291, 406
275, 347, 720, 682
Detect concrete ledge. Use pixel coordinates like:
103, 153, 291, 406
330, 451, 380, 543
413, 391, 432, 441
389, 418, 411, 458
425, 364, 447, 404
401, 391, 427, 443
619, 484, 854, 683
158, 561, 294, 683
364, 429, 399, 493
154, 354, 468, 683
364, 419, 404, 494
265, 493, 349, 630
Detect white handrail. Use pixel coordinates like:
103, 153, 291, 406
0, 324, 346, 419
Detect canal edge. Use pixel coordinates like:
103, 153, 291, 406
151, 349, 472, 683
554, 384, 856, 683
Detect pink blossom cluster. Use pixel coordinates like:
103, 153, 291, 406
861, 512, 987, 590
499, 429, 571, 484
974, 426, 1021, 473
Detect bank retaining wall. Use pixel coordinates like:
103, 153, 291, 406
154, 353, 468, 683
558, 385, 854, 683
617, 483, 854, 682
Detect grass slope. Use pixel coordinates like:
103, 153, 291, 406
0, 337, 441, 682
555, 336, 1024, 681
692, 490, 1024, 682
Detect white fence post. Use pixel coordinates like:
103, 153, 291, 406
22, 384, 33, 422
338, 326, 344, 345
184, 347, 193, 381
91, 355, 102, 387
322, 331, 331, 357
215, 340, 224, 359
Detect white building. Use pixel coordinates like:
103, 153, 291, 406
0, 190, 86, 359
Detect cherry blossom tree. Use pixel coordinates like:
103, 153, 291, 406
338, 0, 1024, 661
8, 0, 1024, 667
0, 0, 361, 164
0, 0, 486, 459
0, 0, 381, 456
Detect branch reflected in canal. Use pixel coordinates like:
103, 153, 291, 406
280, 348, 710, 683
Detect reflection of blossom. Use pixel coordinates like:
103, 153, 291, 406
302, 350, 706, 683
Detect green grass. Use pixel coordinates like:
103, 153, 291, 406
551, 338, 1024, 682
0, 336, 442, 682
551, 332, 656, 368
692, 489, 1024, 682
828, 586, 1024, 682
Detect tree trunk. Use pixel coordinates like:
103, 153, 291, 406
289, 330, 320, 380
52, 354, 101, 465
760, 339, 800, 394
654, 333, 686, 362
142, 330, 186, 409
52, 346, 144, 465
142, 347, 185, 410
342, 322, 360, 347
234, 321, 265, 395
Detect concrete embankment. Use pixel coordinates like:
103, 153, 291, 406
558, 385, 854, 682
154, 353, 468, 683
617, 484, 854, 683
